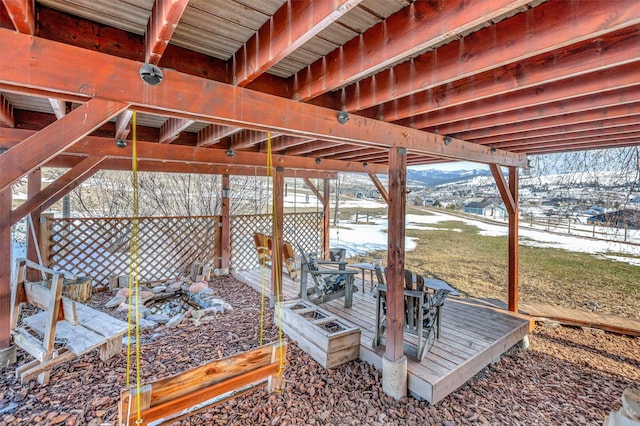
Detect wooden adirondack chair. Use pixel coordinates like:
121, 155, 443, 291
297, 246, 358, 308
372, 267, 449, 361
253, 233, 299, 281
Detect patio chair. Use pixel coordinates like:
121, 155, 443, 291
373, 267, 449, 361
297, 245, 359, 308
253, 233, 299, 281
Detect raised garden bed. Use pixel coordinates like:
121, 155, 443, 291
277, 300, 360, 369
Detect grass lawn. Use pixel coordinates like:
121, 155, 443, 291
339, 207, 639, 320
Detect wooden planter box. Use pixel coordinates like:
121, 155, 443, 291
277, 300, 360, 369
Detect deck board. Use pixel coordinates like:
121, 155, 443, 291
233, 268, 531, 404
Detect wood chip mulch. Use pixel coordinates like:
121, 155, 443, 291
1, 275, 638, 425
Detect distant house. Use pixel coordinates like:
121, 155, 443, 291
587, 209, 640, 229
464, 200, 507, 219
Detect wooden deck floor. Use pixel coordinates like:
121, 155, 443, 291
234, 268, 532, 404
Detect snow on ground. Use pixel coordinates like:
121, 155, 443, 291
332, 209, 640, 266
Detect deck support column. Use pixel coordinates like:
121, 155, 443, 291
489, 164, 520, 313
0, 187, 13, 355
271, 167, 284, 306
26, 168, 42, 281
219, 174, 231, 270
383, 147, 407, 399
507, 167, 519, 312
322, 179, 330, 257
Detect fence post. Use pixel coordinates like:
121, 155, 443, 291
39, 213, 54, 267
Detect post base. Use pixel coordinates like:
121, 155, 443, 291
0, 345, 17, 368
382, 355, 407, 399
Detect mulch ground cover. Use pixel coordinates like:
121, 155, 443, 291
1, 275, 638, 425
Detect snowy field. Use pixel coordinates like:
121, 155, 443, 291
332, 207, 640, 267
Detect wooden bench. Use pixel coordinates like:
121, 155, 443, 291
10, 259, 128, 385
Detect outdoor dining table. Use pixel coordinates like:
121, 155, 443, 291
348, 262, 460, 296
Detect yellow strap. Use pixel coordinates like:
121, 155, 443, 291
125, 111, 143, 423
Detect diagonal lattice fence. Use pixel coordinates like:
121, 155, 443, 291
230, 212, 323, 271
44, 213, 323, 286
46, 216, 218, 286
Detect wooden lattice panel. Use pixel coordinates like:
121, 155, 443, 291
230, 212, 323, 271
46, 216, 218, 286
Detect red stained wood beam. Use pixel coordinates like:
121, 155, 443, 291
458, 103, 640, 141
48, 156, 337, 178
338, 0, 640, 113
2, 0, 34, 35
0, 30, 525, 167
385, 147, 407, 362
0, 98, 128, 192
294, 0, 533, 102
36, 7, 235, 88
229, 130, 281, 151
283, 141, 341, 156
0, 186, 10, 348
268, 136, 316, 153
48, 98, 67, 119
407, 64, 640, 131
484, 120, 640, 147
329, 147, 383, 161
159, 117, 195, 144
0, 94, 14, 127
368, 173, 388, 204
196, 124, 240, 147
434, 88, 640, 137
363, 27, 640, 123
302, 177, 325, 206
234, 0, 363, 87
10, 155, 105, 225
115, 110, 133, 139
308, 144, 369, 159
0, 128, 387, 175
489, 164, 515, 215
507, 166, 518, 313
145, 0, 189, 65
510, 132, 640, 153
521, 138, 640, 155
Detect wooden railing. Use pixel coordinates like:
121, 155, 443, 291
41, 213, 322, 286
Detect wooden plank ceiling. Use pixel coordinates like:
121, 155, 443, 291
0, 0, 638, 177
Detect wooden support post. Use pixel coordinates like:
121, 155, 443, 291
271, 167, 284, 304
385, 147, 407, 362
39, 213, 54, 268
220, 174, 230, 269
508, 166, 519, 313
322, 179, 331, 258
26, 168, 41, 281
490, 164, 519, 313
0, 187, 11, 350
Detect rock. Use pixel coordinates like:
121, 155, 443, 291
223, 303, 233, 312
166, 313, 184, 328
581, 326, 605, 334
168, 281, 182, 291
198, 288, 214, 296
139, 290, 155, 302
189, 281, 209, 293
105, 296, 126, 309
146, 314, 170, 324
622, 387, 640, 420
191, 309, 208, 320
137, 318, 159, 329
151, 285, 167, 294
210, 298, 225, 306
115, 288, 130, 298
